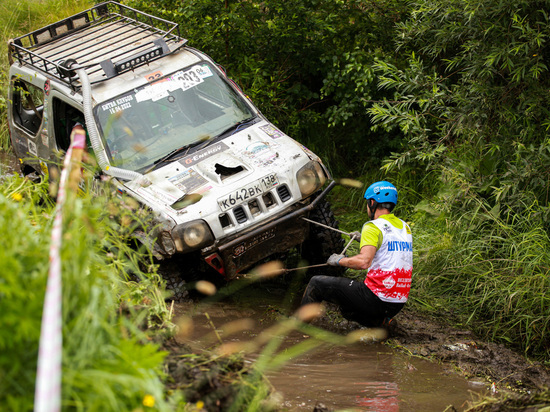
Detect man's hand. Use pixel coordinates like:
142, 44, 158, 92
350, 231, 361, 241
327, 254, 345, 266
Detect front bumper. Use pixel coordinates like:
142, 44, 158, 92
211, 181, 337, 278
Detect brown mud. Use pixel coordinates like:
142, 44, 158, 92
163, 276, 550, 411
311, 304, 550, 393
309, 303, 550, 411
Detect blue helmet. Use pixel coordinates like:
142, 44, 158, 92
364, 181, 398, 205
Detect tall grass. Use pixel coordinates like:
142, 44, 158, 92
0, 0, 93, 151
0, 172, 180, 410
410, 189, 550, 359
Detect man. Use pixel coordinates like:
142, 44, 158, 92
301, 181, 413, 327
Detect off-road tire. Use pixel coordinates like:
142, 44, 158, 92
156, 257, 191, 301
301, 195, 345, 277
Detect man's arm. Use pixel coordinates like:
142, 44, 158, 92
338, 245, 377, 270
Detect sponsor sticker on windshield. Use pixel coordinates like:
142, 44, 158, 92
136, 65, 211, 103
100, 94, 134, 115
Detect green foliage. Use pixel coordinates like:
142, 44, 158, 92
125, 0, 409, 175
412, 191, 550, 356
359, 0, 550, 358
0, 174, 174, 411
0, 178, 50, 411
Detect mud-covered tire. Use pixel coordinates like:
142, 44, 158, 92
156, 257, 192, 301
301, 195, 345, 276
163, 271, 189, 301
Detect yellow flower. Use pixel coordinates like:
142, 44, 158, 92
11, 192, 23, 202
143, 394, 155, 408
196, 400, 205, 410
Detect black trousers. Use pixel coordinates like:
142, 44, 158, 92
301, 275, 405, 327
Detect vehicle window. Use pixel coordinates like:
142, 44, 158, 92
94, 62, 255, 172
11, 78, 44, 136
52, 98, 86, 151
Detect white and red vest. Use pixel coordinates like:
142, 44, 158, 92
364, 218, 413, 303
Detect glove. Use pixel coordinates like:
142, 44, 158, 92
327, 253, 345, 266
350, 231, 361, 241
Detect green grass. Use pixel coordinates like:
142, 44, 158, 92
330, 165, 550, 361
0, 0, 93, 151
0, 172, 177, 410
407, 192, 550, 360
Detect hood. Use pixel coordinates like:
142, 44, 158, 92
124, 121, 311, 222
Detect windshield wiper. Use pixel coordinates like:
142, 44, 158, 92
144, 140, 204, 174
196, 117, 257, 153
217, 116, 257, 139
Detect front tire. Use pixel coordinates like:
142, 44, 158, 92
301, 194, 345, 276
156, 256, 192, 301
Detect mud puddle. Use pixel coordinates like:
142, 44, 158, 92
173, 283, 488, 411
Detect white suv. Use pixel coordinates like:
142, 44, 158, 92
7, 1, 343, 295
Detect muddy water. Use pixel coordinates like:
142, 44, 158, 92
175, 284, 487, 412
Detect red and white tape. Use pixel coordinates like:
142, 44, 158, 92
35, 130, 85, 412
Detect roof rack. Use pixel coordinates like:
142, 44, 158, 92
9, 1, 187, 88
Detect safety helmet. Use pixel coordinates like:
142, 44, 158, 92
364, 181, 398, 205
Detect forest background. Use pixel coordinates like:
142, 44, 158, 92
1, 0, 549, 409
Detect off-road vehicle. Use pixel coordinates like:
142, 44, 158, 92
7, 2, 344, 294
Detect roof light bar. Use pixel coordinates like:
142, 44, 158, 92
101, 38, 174, 79
115, 45, 164, 73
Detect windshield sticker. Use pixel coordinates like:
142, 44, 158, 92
179, 142, 229, 167
136, 65, 209, 103
194, 64, 213, 79
259, 124, 284, 139
169, 168, 211, 194
100, 95, 134, 115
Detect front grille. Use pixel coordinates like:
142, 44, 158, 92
221, 183, 294, 230
277, 184, 291, 202
233, 206, 248, 223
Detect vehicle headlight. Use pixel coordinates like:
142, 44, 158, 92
172, 220, 214, 252
296, 161, 327, 198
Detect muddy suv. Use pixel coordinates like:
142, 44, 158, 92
7, 1, 343, 291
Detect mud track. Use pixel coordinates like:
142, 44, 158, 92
163, 278, 550, 411
309, 302, 550, 411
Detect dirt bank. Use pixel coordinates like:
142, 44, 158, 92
385, 308, 550, 393
309, 302, 550, 411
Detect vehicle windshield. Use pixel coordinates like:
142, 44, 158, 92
94, 63, 255, 172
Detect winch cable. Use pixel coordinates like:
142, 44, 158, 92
276, 233, 358, 274
254, 221, 360, 276
301, 216, 353, 237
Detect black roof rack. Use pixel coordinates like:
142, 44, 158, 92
9, 1, 187, 88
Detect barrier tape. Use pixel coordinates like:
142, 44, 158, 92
34, 129, 85, 412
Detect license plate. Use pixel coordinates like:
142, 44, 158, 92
218, 174, 278, 211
